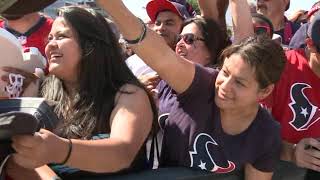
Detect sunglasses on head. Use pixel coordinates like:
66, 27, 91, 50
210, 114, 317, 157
176, 33, 205, 45
253, 24, 271, 36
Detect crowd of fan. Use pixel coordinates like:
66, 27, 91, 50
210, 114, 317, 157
0, 0, 319, 180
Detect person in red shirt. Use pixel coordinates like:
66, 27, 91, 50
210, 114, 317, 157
0, 0, 56, 74
261, 12, 320, 179
0, 12, 53, 57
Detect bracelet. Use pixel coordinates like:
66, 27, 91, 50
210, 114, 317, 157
60, 139, 72, 165
124, 18, 147, 45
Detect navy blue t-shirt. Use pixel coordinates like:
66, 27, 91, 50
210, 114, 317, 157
157, 80, 177, 129
158, 65, 281, 173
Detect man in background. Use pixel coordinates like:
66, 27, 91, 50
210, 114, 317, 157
257, 0, 300, 45
126, 0, 193, 77
0, 0, 56, 57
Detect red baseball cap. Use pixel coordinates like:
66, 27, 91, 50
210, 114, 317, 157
146, 0, 191, 23
308, 6, 320, 18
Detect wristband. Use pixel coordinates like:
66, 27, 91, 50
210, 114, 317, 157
60, 139, 72, 165
124, 18, 147, 45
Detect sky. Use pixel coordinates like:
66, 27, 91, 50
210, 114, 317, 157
123, 0, 319, 25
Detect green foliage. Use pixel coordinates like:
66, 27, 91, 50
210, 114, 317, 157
186, 0, 200, 15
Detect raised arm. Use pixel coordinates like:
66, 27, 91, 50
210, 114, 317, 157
230, 0, 254, 43
198, 0, 253, 43
96, 0, 195, 94
198, 0, 229, 31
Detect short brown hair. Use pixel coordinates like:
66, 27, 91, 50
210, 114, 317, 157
219, 36, 286, 89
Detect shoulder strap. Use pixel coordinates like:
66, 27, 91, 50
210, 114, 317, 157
147, 131, 161, 169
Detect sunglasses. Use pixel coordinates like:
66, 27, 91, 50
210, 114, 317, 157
253, 24, 271, 36
176, 33, 205, 45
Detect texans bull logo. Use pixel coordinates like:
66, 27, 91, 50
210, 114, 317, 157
289, 83, 320, 131
189, 133, 235, 173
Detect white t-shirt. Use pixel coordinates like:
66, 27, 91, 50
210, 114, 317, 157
125, 54, 156, 77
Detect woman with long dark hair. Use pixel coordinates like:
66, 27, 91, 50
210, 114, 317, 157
6, 6, 157, 179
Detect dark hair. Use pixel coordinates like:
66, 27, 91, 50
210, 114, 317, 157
219, 36, 286, 89
285, 1, 290, 11
182, 17, 230, 66
252, 13, 274, 38
42, 6, 157, 139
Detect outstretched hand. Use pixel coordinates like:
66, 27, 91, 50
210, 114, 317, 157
139, 73, 160, 95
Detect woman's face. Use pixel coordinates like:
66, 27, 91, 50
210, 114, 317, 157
215, 54, 266, 111
175, 22, 211, 66
45, 17, 81, 83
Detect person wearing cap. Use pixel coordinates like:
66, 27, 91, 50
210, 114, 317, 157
0, 0, 56, 57
97, 1, 290, 180
4, 6, 157, 180
256, 0, 300, 45
308, 1, 320, 22
146, 0, 192, 49
261, 10, 320, 180
289, 1, 320, 50
126, 0, 196, 91
127, 0, 230, 78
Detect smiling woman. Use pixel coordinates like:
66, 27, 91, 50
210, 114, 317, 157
96, 0, 287, 180
5, 6, 158, 180
45, 17, 81, 84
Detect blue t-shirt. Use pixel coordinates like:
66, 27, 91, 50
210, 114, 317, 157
289, 23, 309, 49
158, 65, 281, 173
